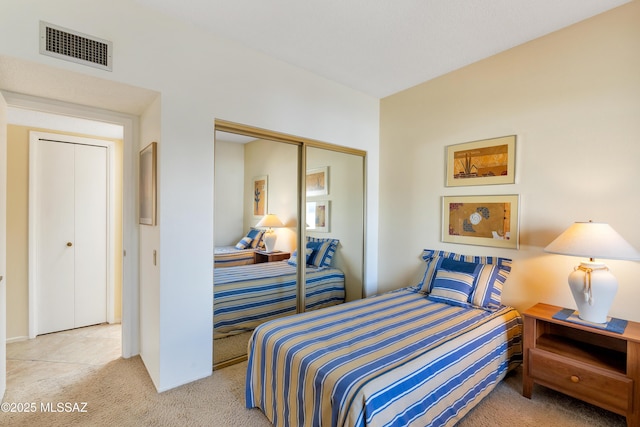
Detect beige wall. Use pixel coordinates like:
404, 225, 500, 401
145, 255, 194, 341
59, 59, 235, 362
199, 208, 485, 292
7, 125, 123, 340
244, 139, 299, 253
214, 139, 245, 246
379, 2, 640, 321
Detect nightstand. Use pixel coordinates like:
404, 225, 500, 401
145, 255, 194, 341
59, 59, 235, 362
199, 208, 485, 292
254, 250, 290, 263
522, 302, 640, 426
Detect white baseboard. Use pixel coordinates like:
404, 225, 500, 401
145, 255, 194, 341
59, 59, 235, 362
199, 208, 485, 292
7, 335, 30, 344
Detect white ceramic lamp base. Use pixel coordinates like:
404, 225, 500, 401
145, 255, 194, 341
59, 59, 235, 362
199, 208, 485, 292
568, 261, 618, 324
262, 232, 277, 253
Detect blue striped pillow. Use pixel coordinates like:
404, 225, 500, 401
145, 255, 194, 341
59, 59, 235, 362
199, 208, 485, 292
419, 249, 512, 310
287, 248, 313, 267
470, 263, 510, 310
247, 228, 265, 249
306, 237, 339, 267
234, 236, 253, 249
427, 258, 480, 307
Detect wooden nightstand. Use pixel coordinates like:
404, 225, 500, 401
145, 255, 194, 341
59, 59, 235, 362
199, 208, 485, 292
522, 302, 640, 426
254, 250, 290, 263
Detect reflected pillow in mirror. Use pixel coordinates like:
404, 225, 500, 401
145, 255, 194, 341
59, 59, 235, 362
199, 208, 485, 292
247, 228, 265, 249
306, 237, 339, 267
234, 236, 253, 249
287, 248, 314, 267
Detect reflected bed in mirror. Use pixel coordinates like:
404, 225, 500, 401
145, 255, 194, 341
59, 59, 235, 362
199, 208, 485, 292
212, 251, 346, 367
214, 259, 345, 339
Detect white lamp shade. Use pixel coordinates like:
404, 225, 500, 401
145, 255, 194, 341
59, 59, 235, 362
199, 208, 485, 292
256, 214, 284, 229
544, 221, 640, 261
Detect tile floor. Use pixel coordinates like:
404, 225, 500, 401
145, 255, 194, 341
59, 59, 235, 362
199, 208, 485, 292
5, 324, 121, 402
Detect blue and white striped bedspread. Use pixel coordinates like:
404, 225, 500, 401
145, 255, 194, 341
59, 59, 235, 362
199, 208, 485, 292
214, 261, 345, 338
214, 246, 256, 267
246, 288, 522, 427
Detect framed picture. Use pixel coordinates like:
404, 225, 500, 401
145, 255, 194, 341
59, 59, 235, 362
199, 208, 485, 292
442, 195, 519, 249
306, 166, 329, 197
446, 135, 516, 187
252, 175, 268, 217
139, 142, 157, 226
306, 201, 330, 232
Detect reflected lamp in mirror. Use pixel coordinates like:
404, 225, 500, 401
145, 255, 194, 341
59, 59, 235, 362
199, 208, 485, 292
256, 213, 284, 253
544, 221, 640, 323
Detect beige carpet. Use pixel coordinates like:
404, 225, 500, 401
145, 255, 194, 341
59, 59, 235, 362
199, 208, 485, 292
3, 325, 627, 426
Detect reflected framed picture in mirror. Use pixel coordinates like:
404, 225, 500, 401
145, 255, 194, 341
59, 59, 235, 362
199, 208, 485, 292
306, 201, 330, 232
252, 175, 268, 218
139, 141, 157, 226
306, 166, 329, 197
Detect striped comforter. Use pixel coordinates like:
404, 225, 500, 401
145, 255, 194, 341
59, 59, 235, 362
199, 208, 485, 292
246, 288, 522, 427
214, 246, 256, 268
214, 261, 345, 338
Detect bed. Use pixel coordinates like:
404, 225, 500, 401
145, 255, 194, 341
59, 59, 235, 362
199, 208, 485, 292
214, 228, 266, 268
246, 249, 523, 427
214, 260, 345, 338
214, 246, 257, 268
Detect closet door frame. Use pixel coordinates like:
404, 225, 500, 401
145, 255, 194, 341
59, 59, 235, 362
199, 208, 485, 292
28, 131, 116, 338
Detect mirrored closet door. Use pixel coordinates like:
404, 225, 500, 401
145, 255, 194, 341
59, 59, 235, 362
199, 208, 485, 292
213, 121, 365, 369
303, 146, 364, 306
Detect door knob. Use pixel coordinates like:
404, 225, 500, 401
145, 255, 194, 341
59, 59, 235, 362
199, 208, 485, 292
67, 242, 73, 247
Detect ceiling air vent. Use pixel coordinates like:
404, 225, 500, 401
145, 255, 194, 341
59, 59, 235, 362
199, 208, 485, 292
39, 21, 112, 71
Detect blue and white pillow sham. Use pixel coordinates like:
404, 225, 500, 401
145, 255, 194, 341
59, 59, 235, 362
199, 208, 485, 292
234, 228, 266, 250
286, 237, 340, 268
420, 249, 512, 311
234, 236, 253, 249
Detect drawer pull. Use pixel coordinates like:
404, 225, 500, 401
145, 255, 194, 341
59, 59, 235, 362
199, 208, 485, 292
570, 375, 580, 383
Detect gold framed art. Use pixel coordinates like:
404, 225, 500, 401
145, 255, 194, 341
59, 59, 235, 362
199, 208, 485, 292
139, 142, 157, 226
446, 135, 516, 187
442, 195, 520, 249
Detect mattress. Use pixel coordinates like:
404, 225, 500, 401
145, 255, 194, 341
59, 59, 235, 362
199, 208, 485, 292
246, 287, 522, 427
214, 261, 345, 338
214, 246, 256, 268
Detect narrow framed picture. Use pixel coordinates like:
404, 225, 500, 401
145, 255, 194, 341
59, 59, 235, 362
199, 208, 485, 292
306, 200, 330, 232
306, 166, 329, 197
252, 175, 268, 218
139, 142, 157, 226
446, 135, 516, 187
442, 195, 520, 249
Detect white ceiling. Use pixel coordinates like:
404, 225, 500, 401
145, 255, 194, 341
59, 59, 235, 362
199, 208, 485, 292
135, 0, 630, 98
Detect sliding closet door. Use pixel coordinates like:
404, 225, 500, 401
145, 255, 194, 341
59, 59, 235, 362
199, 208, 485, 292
304, 146, 364, 305
213, 130, 300, 368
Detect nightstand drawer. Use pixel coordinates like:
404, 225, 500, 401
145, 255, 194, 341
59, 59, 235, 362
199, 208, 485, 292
529, 348, 633, 414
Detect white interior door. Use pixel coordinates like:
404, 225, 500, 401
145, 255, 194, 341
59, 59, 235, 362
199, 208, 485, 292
34, 139, 107, 335
35, 141, 76, 334
74, 144, 107, 327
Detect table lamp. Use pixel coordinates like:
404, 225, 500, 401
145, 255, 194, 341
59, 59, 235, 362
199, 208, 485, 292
256, 213, 284, 253
544, 221, 640, 323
